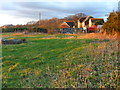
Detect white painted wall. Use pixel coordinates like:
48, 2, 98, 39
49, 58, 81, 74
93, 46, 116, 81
78, 20, 80, 28
82, 22, 85, 28
89, 18, 92, 27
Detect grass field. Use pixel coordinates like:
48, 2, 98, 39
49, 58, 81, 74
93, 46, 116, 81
2, 33, 119, 88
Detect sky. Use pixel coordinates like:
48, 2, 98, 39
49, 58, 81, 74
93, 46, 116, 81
0, 0, 119, 26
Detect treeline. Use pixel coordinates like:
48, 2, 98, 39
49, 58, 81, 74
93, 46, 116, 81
32, 13, 87, 34
37, 18, 65, 34
2, 27, 47, 33
2, 11, 120, 35
1, 18, 64, 34
2, 27, 27, 32
103, 11, 120, 35
1, 13, 87, 34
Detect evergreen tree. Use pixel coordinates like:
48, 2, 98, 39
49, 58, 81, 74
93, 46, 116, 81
103, 12, 120, 35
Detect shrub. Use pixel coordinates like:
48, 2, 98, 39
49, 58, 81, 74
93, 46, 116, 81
103, 12, 120, 35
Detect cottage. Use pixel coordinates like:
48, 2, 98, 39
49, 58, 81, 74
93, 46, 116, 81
78, 16, 104, 32
59, 20, 76, 33
60, 20, 75, 28
59, 16, 104, 33
89, 18, 104, 26
78, 16, 93, 28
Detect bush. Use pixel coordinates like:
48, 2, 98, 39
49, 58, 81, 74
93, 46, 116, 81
103, 12, 120, 35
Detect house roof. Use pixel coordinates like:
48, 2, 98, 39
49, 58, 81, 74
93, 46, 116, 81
59, 21, 75, 28
79, 16, 93, 22
91, 18, 104, 20
64, 20, 74, 22
60, 23, 70, 28
66, 22, 75, 27
79, 17, 87, 22
91, 18, 104, 23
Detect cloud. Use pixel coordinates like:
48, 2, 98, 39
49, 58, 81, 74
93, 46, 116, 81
16, 2, 118, 17
0, 1, 118, 26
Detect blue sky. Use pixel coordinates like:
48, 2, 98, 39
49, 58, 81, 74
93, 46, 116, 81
0, 0, 119, 26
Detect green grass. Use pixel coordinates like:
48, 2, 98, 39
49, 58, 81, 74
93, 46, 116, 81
2, 34, 119, 88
